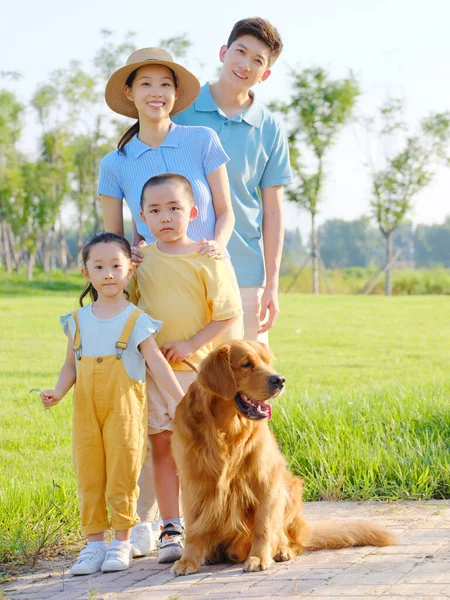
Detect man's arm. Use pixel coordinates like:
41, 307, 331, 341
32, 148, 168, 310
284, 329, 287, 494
259, 185, 284, 334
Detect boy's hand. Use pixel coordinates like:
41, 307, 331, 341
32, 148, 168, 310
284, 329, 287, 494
131, 240, 146, 264
40, 390, 62, 409
161, 340, 195, 364
198, 238, 223, 260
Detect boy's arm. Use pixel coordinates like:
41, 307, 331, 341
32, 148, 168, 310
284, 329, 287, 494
127, 272, 140, 306
259, 185, 284, 334
140, 335, 185, 401
40, 334, 77, 408
162, 317, 238, 364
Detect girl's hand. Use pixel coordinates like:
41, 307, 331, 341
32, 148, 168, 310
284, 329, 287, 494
161, 340, 194, 364
198, 238, 223, 260
40, 390, 62, 409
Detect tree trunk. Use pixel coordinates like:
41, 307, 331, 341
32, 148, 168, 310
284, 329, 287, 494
311, 212, 319, 294
27, 252, 35, 281
385, 229, 393, 296
1, 219, 12, 273
7, 223, 20, 271
77, 213, 84, 267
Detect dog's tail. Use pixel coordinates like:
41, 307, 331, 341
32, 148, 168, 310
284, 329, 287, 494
301, 520, 398, 551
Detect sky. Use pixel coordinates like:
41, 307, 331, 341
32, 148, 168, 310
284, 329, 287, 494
2, 0, 450, 240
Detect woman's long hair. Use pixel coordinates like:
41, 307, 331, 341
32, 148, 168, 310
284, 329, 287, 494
117, 66, 179, 154
79, 232, 131, 306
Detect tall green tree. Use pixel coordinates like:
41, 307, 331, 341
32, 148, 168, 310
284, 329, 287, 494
272, 68, 360, 293
365, 99, 450, 294
0, 86, 25, 272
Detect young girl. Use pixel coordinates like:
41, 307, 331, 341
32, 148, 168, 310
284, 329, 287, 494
99, 47, 243, 556
40, 232, 185, 576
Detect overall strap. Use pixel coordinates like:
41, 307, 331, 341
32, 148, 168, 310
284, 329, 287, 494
115, 308, 144, 359
72, 310, 82, 360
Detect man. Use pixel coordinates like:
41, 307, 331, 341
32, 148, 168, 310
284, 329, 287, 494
173, 17, 292, 343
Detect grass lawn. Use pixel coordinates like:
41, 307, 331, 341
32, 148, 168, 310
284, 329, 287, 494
0, 271, 449, 569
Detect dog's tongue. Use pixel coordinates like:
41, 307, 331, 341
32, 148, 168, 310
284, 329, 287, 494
259, 401, 272, 420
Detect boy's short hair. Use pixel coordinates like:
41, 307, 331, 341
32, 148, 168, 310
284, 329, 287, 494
227, 17, 283, 66
140, 173, 195, 210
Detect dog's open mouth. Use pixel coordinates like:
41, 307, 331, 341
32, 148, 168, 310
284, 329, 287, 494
235, 393, 272, 420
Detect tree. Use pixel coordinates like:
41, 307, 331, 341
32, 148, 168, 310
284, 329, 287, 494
364, 99, 450, 294
272, 68, 360, 293
0, 87, 25, 272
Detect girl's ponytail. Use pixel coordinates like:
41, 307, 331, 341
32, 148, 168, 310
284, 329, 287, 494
79, 282, 98, 307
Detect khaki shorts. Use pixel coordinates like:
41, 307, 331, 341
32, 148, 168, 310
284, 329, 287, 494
146, 369, 197, 435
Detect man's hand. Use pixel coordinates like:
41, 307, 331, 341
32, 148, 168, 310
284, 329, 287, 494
161, 340, 195, 364
258, 286, 280, 334
131, 240, 146, 264
198, 238, 223, 260
40, 390, 62, 409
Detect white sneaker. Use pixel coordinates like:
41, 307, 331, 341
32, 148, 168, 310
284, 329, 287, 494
70, 545, 106, 576
130, 522, 156, 557
101, 544, 133, 572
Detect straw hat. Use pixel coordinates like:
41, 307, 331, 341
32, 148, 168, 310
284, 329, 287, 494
105, 47, 200, 118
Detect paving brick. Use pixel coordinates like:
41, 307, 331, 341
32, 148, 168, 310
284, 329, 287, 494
5, 500, 450, 600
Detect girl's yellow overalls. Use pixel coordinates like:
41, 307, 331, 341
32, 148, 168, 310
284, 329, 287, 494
71, 307, 147, 535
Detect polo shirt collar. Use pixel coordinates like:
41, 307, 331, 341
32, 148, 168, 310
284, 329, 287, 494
195, 83, 263, 128
126, 123, 180, 158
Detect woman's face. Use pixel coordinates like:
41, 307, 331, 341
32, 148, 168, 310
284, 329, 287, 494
124, 64, 178, 121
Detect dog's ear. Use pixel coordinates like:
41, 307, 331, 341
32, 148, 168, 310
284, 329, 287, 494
198, 345, 237, 399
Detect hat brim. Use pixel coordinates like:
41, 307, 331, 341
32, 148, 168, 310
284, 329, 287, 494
105, 59, 200, 118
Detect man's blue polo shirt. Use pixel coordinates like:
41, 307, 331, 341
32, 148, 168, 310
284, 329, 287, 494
173, 83, 293, 287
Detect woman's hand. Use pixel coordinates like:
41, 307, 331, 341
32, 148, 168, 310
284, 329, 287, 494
40, 390, 62, 409
131, 240, 147, 264
198, 238, 223, 260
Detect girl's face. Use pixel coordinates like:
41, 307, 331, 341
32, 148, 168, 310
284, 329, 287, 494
82, 242, 133, 300
124, 64, 178, 121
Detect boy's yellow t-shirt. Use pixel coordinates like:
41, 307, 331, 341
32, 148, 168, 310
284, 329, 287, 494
128, 243, 242, 371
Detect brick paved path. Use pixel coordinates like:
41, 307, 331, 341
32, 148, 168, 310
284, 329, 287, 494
4, 500, 450, 599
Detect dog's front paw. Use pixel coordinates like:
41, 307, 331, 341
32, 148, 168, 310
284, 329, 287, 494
244, 554, 272, 572
274, 545, 294, 562
172, 558, 200, 576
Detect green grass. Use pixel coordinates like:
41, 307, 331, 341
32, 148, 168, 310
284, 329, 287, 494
1, 275, 449, 570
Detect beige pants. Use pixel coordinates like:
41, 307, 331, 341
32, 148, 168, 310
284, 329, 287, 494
137, 283, 268, 522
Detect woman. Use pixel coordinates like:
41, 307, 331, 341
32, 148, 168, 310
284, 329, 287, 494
99, 47, 234, 261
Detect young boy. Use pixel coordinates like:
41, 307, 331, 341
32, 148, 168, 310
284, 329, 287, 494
172, 17, 293, 343
128, 173, 241, 563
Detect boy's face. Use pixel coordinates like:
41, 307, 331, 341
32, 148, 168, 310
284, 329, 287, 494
140, 181, 198, 243
219, 35, 272, 92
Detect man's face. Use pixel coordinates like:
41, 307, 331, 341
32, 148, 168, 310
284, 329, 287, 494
219, 35, 272, 91
140, 182, 197, 243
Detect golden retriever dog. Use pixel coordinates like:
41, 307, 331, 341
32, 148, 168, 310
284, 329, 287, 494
171, 340, 397, 575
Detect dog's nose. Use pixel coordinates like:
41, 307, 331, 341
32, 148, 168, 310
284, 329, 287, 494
269, 374, 285, 389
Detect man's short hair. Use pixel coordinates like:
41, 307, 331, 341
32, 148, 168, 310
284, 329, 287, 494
227, 17, 283, 66
140, 173, 195, 210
